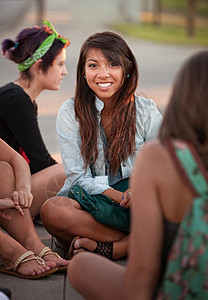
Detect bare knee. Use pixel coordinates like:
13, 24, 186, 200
40, 196, 78, 231
0, 161, 15, 197
40, 196, 61, 226
0, 161, 14, 179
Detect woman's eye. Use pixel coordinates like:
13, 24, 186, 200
110, 62, 118, 67
88, 63, 97, 68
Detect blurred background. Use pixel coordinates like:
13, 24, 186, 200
0, 0, 207, 160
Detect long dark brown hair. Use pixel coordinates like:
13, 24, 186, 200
159, 50, 208, 168
74, 31, 139, 174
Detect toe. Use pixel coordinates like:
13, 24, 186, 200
76, 238, 97, 251
44, 261, 56, 269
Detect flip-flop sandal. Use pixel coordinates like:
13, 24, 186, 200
68, 236, 81, 259
38, 247, 69, 271
0, 250, 58, 279
68, 236, 113, 260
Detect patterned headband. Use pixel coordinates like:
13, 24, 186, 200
18, 20, 69, 72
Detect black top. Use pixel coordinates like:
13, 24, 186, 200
0, 82, 57, 174
162, 219, 179, 272
154, 219, 179, 297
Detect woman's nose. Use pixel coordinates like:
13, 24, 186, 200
63, 65, 68, 75
97, 66, 109, 78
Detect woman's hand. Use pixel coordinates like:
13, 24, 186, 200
11, 190, 33, 209
0, 198, 24, 220
120, 189, 132, 209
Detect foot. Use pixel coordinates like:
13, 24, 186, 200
42, 254, 69, 269
73, 237, 97, 253
37, 247, 69, 270
72, 237, 113, 260
5, 251, 51, 277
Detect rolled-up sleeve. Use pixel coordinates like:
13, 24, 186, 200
56, 99, 110, 196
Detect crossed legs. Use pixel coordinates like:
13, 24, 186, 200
41, 196, 129, 260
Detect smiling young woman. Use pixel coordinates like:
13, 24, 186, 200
41, 31, 163, 261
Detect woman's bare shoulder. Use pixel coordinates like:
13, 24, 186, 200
132, 139, 174, 183
137, 140, 168, 163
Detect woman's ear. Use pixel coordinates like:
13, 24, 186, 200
128, 61, 133, 74
34, 59, 43, 74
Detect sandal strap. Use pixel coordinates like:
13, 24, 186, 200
11, 251, 45, 272
38, 246, 61, 259
93, 242, 113, 260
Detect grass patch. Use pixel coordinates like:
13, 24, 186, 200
111, 22, 208, 46
162, 0, 208, 17
162, 0, 187, 12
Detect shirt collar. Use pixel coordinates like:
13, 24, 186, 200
95, 96, 104, 113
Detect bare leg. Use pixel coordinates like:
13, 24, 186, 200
41, 196, 128, 259
0, 230, 51, 276
0, 161, 15, 198
0, 162, 68, 269
30, 163, 66, 217
68, 252, 125, 300
0, 209, 68, 269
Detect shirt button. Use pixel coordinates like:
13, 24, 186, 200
123, 163, 126, 167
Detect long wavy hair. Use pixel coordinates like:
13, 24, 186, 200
159, 50, 208, 168
74, 31, 139, 174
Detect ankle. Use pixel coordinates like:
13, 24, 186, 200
112, 241, 128, 260
0, 242, 26, 269
21, 235, 44, 254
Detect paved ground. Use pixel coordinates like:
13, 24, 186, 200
0, 1, 207, 299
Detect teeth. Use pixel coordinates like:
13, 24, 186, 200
98, 83, 111, 87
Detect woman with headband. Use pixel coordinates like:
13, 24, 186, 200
0, 20, 70, 218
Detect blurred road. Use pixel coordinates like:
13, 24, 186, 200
0, 0, 206, 161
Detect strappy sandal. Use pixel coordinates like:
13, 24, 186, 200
69, 236, 113, 260
0, 250, 58, 279
38, 247, 68, 271
93, 241, 113, 259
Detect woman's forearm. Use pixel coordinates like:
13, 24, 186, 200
10, 154, 31, 192
103, 188, 123, 203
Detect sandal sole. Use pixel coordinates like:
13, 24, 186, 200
68, 236, 80, 259
0, 265, 58, 279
